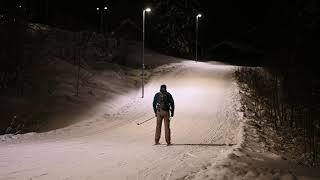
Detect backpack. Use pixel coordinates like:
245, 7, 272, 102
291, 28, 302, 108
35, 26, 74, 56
157, 92, 170, 111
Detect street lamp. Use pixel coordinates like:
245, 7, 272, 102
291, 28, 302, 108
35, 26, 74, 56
142, 7, 151, 98
145, 8, 151, 12
196, 13, 202, 62
96, 6, 108, 33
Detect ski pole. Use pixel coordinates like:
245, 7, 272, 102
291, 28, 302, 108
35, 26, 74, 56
137, 116, 156, 125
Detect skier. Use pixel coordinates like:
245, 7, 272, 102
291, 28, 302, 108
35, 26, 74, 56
153, 84, 175, 145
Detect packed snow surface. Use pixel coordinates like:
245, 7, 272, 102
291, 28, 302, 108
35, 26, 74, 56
0, 61, 242, 179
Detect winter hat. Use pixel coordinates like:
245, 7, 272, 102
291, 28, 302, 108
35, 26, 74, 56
160, 85, 167, 92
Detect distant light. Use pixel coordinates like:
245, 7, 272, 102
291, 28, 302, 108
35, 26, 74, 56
145, 8, 151, 12
104, 7, 108, 10
18, 5, 22, 8
96, 7, 100, 11
197, 14, 202, 18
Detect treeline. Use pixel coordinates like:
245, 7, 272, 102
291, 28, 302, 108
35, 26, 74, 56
0, 11, 111, 134
237, 0, 320, 165
0, 12, 111, 97
0, 13, 48, 134
147, 0, 201, 57
0, 14, 42, 96
236, 67, 320, 165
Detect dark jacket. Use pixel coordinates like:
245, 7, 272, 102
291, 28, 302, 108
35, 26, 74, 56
153, 91, 175, 114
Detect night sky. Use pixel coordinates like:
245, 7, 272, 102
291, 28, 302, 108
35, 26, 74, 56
50, 0, 270, 39
1, 0, 299, 49
71, 0, 270, 47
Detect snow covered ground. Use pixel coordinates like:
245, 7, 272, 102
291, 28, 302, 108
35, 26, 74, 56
0, 60, 243, 179
1, 54, 320, 180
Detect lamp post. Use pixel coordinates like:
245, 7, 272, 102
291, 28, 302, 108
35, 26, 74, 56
142, 7, 151, 98
196, 14, 202, 62
96, 6, 108, 33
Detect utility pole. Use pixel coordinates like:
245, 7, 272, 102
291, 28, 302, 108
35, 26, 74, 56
142, 8, 151, 98
96, 7, 108, 33
196, 14, 202, 62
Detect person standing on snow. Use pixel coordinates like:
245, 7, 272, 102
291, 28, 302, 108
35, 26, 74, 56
153, 84, 175, 145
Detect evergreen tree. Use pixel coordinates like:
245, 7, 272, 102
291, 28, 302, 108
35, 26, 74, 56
149, 0, 200, 56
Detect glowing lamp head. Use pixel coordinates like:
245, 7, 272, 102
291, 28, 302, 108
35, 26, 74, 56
197, 14, 202, 18
96, 7, 100, 11
145, 8, 151, 12
104, 7, 108, 10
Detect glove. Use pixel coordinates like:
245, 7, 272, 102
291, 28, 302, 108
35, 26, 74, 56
171, 111, 174, 117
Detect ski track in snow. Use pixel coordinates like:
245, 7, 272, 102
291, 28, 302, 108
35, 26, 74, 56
0, 61, 243, 180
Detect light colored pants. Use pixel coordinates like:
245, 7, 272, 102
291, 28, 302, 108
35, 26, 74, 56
155, 110, 171, 144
